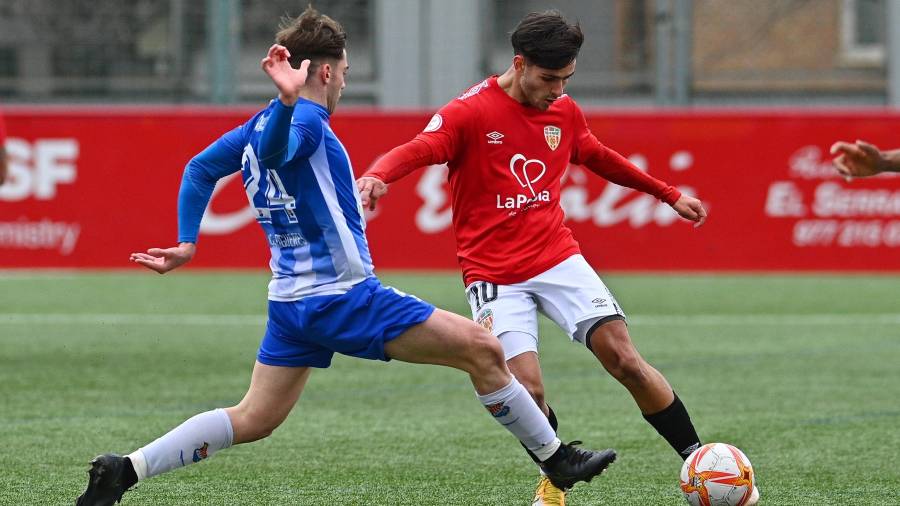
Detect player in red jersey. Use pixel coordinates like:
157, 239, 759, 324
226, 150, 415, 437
357, 11, 718, 506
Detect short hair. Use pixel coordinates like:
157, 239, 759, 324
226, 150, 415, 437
275, 5, 346, 71
510, 10, 584, 70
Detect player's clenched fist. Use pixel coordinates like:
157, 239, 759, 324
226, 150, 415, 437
356, 176, 388, 211
671, 195, 708, 228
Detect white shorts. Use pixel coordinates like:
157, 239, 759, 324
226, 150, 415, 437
465, 254, 626, 360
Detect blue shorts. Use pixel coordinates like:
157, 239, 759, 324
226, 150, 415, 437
257, 277, 435, 368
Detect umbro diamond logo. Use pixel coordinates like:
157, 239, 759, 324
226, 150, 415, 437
681, 442, 701, 457
486, 131, 504, 144
592, 298, 608, 308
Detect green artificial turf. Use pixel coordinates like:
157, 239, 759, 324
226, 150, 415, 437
1, 271, 898, 505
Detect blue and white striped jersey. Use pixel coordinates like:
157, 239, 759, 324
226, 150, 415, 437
178, 98, 374, 301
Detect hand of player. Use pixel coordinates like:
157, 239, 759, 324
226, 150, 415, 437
130, 242, 196, 274
260, 44, 311, 106
0, 151, 7, 185
356, 176, 389, 211
830, 140, 886, 179
672, 195, 707, 228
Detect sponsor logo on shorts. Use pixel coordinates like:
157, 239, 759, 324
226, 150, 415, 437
192, 442, 210, 463
476, 308, 494, 332
592, 297, 608, 308
486, 402, 510, 418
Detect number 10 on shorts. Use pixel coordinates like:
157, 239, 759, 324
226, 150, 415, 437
468, 281, 498, 311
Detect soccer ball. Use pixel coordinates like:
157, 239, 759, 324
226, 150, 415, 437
680, 443, 757, 506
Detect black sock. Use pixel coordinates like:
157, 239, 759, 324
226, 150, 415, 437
642, 393, 701, 460
547, 405, 559, 432
122, 457, 139, 489
524, 405, 559, 464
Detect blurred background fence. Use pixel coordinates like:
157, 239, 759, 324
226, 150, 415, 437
1, 0, 898, 107
3, 0, 900, 271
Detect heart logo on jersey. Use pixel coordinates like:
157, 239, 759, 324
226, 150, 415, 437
544, 125, 561, 151
509, 154, 547, 197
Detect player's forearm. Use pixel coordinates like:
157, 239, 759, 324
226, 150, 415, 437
0, 149, 7, 185
581, 144, 680, 205
258, 100, 296, 166
882, 149, 900, 173
177, 161, 218, 243
364, 138, 440, 184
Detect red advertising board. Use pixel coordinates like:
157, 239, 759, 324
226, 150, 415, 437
1, 107, 899, 271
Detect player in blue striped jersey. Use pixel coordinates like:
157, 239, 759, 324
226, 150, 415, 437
183, 81, 375, 302
76, 7, 614, 505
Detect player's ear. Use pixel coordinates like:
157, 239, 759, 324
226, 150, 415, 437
320, 62, 332, 84
513, 55, 526, 73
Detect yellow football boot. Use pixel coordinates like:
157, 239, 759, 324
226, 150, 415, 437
532, 475, 566, 506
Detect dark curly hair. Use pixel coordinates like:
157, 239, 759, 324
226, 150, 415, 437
511, 10, 583, 70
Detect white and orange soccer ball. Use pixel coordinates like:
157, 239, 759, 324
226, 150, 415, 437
680, 443, 759, 506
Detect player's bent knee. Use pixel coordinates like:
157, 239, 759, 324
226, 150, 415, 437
605, 351, 649, 385
464, 326, 506, 374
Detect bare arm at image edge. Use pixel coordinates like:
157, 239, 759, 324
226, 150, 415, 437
0, 147, 7, 186
830, 140, 900, 178
0, 113, 6, 185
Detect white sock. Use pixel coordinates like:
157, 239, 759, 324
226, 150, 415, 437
476, 377, 561, 461
127, 408, 234, 479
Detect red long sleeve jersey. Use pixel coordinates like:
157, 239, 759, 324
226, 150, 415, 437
367, 76, 681, 286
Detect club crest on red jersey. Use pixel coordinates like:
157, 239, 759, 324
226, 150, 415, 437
544, 125, 561, 151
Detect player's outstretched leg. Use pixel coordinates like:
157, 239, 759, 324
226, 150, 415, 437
504, 347, 568, 505
384, 308, 616, 491
588, 319, 701, 460
75, 407, 233, 506
76, 363, 310, 505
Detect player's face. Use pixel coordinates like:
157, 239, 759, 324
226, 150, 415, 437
519, 58, 576, 111
325, 50, 349, 114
